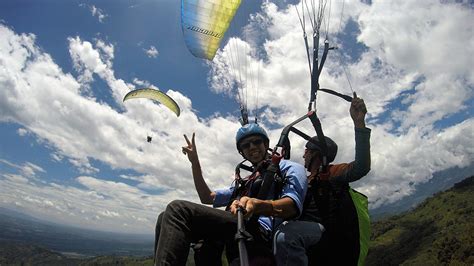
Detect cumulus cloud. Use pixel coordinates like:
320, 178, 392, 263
208, 0, 474, 208
144, 46, 159, 58
0, 23, 242, 232
79, 4, 108, 23
0, 163, 170, 233
0, 0, 473, 233
0, 159, 45, 179
132, 78, 151, 87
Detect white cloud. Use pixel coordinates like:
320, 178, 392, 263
0, 166, 171, 233
3, 174, 29, 184
69, 37, 109, 91
95, 39, 114, 67
90, 5, 108, 23
21, 162, 45, 178
144, 46, 159, 58
132, 78, 151, 87
0, 160, 44, 179
209, 0, 474, 208
0, 0, 473, 232
79, 4, 108, 23
0, 23, 242, 232
17, 128, 28, 136
357, 0, 474, 131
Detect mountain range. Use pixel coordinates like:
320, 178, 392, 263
0, 207, 153, 258
370, 164, 474, 220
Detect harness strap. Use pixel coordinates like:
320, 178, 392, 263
319, 88, 353, 102
226, 160, 255, 211
308, 112, 330, 173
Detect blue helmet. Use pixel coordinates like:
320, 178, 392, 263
305, 136, 338, 163
235, 123, 269, 151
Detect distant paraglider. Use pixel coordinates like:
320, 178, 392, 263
123, 88, 180, 117
123, 88, 180, 143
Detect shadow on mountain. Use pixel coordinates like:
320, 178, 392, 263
367, 219, 437, 265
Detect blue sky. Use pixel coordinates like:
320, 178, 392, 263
0, 0, 473, 234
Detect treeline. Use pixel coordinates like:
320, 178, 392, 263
367, 176, 474, 265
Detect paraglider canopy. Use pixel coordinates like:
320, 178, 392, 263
181, 0, 242, 60
123, 88, 181, 117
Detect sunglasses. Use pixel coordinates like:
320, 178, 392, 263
240, 139, 264, 150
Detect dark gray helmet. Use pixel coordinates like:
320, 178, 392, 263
305, 136, 338, 163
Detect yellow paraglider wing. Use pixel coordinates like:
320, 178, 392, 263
181, 0, 242, 60
123, 88, 181, 117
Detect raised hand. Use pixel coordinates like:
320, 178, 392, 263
182, 133, 199, 164
350, 92, 367, 128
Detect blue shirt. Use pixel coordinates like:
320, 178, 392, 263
213, 160, 307, 232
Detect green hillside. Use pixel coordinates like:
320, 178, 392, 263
367, 176, 474, 265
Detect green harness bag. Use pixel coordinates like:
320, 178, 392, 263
349, 188, 370, 266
